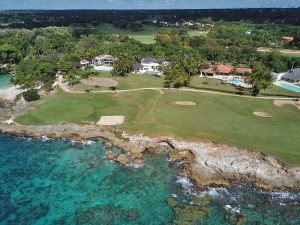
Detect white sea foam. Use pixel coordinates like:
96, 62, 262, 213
231, 206, 241, 214
223, 205, 232, 211
176, 176, 194, 194
40, 136, 52, 141
269, 191, 300, 201
126, 163, 144, 169
199, 187, 229, 198
172, 194, 178, 198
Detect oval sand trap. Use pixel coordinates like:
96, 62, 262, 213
173, 101, 197, 106
81, 77, 118, 87
273, 100, 300, 110
253, 112, 272, 118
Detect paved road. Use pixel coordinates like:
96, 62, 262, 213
57, 75, 298, 100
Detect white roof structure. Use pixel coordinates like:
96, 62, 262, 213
80, 59, 90, 65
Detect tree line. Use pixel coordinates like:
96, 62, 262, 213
1, 25, 299, 96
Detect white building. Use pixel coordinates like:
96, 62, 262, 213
93, 55, 116, 66
132, 58, 170, 76
80, 59, 91, 68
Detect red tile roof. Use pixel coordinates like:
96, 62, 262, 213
236, 67, 253, 74
215, 64, 233, 74
201, 64, 252, 75
201, 68, 213, 74
282, 36, 294, 42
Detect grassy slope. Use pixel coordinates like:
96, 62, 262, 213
97, 24, 207, 44
16, 90, 300, 164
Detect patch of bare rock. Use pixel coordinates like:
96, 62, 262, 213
127, 134, 300, 192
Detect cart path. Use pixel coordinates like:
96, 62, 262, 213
57, 75, 298, 100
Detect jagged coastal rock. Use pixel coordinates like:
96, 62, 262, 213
128, 135, 300, 191
0, 123, 299, 191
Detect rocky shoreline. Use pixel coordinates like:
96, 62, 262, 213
0, 123, 299, 192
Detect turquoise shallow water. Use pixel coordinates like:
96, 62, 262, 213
0, 135, 299, 225
0, 75, 11, 89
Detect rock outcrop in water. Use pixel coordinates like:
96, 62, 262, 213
128, 135, 300, 191
0, 123, 299, 191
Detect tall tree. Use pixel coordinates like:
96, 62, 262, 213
246, 62, 272, 96
111, 58, 133, 77
163, 64, 191, 88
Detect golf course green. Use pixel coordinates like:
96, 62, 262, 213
15, 89, 300, 164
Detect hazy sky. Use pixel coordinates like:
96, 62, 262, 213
0, 0, 299, 10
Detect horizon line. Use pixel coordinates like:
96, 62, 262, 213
1, 7, 299, 11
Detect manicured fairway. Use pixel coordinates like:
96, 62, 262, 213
16, 90, 300, 164
97, 24, 207, 44
71, 73, 164, 91
257, 47, 300, 58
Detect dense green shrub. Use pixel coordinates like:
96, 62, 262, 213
22, 89, 40, 102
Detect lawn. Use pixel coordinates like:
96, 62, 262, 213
97, 23, 207, 44
72, 74, 300, 97
257, 47, 300, 58
71, 73, 164, 91
15, 90, 300, 164
191, 77, 300, 97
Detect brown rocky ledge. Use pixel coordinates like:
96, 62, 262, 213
0, 123, 299, 191
0, 123, 144, 154
128, 135, 300, 192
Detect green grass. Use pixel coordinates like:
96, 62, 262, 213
191, 77, 300, 97
280, 53, 300, 58
97, 23, 207, 44
16, 90, 300, 164
71, 73, 164, 91
73, 75, 300, 97
257, 47, 300, 58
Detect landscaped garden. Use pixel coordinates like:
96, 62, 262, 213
15, 89, 300, 164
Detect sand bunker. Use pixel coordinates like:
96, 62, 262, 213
97, 116, 125, 126
253, 112, 272, 118
173, 101, 197, 106
274, 100, 300, 110
81, 77, 118, 87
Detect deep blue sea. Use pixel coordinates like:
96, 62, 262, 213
0, 135, 299, 225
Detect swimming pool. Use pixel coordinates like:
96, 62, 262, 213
93, 66, 113, 71
275, 82, 300, 93
227, 79, 244, 84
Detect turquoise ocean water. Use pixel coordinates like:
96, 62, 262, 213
0, 135, 299, 225
0, 75, 11, 89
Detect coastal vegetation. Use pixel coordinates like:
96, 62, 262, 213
1, 9, 300, 225
0, 22, 299, 92
15, 90, 300, 164
1, 10, 300, 165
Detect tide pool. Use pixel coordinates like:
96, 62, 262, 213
0, 136, 299, 225
0, 75, 11, 89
